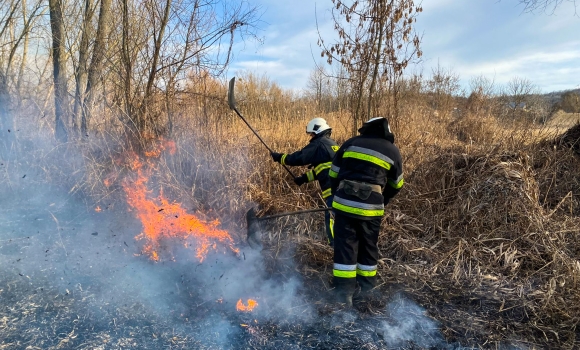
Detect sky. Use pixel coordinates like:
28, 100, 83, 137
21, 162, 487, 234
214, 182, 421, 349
229, 0, 580, 94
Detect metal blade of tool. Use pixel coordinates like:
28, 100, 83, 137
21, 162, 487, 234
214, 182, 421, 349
245, 207, 332, 249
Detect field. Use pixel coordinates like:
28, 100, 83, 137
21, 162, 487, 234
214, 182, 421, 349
1, 83, 580, 349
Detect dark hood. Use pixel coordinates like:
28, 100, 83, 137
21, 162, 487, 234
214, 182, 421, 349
358, 118, 395, 143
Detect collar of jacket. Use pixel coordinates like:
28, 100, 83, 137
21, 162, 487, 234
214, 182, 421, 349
309, 129, 332, 142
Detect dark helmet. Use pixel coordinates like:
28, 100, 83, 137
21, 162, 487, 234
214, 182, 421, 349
358, 117, 394, 142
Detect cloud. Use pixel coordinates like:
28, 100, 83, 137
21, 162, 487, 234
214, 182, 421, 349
232, 15, 335, 91
440, 43, 580, 92
231, 0, 580, 92
415, 1, 580, 92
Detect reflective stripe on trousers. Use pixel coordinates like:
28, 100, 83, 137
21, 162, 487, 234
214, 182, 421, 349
333, 213, 381, 291
333, 263, 356, 278
325, 195, 334, 245
356, 263, 377, 277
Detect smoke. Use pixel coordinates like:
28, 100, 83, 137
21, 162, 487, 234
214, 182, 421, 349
379, 293, 447, 348
0, 132, 318, 348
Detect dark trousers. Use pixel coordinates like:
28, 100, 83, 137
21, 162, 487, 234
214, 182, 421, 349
325, 195, 334, 246
333, 213, 381, 293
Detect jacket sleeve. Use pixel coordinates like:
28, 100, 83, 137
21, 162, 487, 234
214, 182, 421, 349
281, 142, 318, 166
383, 148, 404, 204
329, 142, 347, 194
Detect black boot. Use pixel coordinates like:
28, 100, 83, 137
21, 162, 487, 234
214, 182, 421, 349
353, 287, 385, 311
336, 288, 353, 307
331, 278, 356, 307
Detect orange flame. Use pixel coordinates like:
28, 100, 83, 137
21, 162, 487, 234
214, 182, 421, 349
236, 299, 258, 312
121, 142, 237, 262
144, 138, 176, 157
95, 206, 102, 212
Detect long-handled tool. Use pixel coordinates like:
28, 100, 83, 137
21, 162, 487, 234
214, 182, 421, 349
228, 77, 294, 177
245, 207, 332, 249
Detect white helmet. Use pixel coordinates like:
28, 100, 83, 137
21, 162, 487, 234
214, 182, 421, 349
306, 118, 331, 134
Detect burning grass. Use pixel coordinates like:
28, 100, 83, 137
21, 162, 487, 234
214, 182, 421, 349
122, 152, 239, 262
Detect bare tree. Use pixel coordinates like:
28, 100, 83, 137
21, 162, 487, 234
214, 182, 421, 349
48, 0, 69, 142
3, 0, 259, 144
425, 63, 461, 119
516, 0, 577, 13
560, 91, 580, 113
502, 76, 546, 122
332, 64, 350, 112
114, 0, 260, 141
0, 0, 45, 153
467, 75, 496, 116
506, 77, 537, 108
319, 0, 422, 134
306, 66, 331, 112
81, 0, 111, 134
71, 0, 95, 133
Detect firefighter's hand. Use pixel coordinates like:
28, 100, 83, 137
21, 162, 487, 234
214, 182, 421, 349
270, 152, 283, 163
293, 175, 307, 186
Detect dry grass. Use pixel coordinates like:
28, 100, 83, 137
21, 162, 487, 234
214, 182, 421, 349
547, 111, 580, 129
3, 80, 580, 348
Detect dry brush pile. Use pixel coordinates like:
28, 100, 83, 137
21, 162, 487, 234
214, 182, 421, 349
370, 123, 580, 348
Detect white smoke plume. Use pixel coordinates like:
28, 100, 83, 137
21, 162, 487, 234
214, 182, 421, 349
0, 133, 316, 348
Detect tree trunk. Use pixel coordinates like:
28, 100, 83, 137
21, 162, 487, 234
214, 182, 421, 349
141, 0, 172, 133
367, 5, 385, 120
81, 0, 111, 135
15, 0, 29, 103
48, 0, 68, 142
0, 72, 15, 157
73, 0, 94, 134
121, 0, 133, 127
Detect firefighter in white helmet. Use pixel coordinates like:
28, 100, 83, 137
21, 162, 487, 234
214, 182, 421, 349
270, 117, 340, 246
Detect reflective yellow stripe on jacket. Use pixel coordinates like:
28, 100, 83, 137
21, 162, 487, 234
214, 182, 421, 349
332, 196, 384, 217
321, 188, 332, 199
314, 162, 332, 175
388, 174, 405, 189
329, 164, 340, 178
343, 145, 393, 170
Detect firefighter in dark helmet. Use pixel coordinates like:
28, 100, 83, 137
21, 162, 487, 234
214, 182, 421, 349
270, 117, 340, 246
328, 117, 404, 306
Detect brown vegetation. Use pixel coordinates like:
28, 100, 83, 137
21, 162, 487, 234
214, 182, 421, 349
3, 72, 580, 348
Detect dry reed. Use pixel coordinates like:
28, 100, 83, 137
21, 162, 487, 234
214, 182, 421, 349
3, 77, 580, 348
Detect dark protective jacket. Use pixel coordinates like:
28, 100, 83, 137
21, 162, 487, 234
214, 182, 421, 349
281, 130, 339, 198
329, 118, 404, 220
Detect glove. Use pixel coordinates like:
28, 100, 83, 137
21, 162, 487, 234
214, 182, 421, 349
270, 152, 283, 163
293, 174, 307, 186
